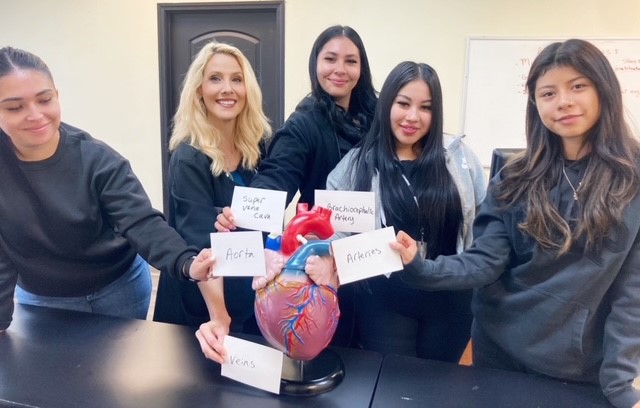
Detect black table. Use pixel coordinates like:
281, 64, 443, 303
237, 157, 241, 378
371, 354, 613, 407
0, 304, 382, 408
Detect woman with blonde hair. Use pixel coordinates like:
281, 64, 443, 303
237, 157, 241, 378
153, 42, 271, 351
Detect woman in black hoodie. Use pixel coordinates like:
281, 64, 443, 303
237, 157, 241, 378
205, 25, 377, 355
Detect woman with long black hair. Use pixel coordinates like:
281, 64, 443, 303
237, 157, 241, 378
327, 61, 486, 361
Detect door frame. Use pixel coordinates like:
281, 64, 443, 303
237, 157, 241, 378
157, 1, 285, 214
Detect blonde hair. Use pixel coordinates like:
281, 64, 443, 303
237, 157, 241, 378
169, 41, 272, 175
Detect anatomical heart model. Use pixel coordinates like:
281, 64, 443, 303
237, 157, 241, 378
254, 204, 340, 362
253, 204, 344, 395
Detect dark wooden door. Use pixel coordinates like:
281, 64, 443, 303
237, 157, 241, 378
158, 2, 284, 214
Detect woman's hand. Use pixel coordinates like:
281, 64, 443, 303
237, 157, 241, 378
188, 248, 218, 281
305, 255, 339, 288
253, 249, 286, 290
215, 207, 237, 232
195, 317, 230, 364
389, 230, 418, 265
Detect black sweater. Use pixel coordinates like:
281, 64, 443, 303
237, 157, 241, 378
251, 96, 361, 207
0, 123, 197, 330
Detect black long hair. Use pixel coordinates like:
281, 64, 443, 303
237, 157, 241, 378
351, 61, 462, 258
307, 25, 377, 142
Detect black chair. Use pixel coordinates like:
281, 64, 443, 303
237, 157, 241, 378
489, 148, 524, 178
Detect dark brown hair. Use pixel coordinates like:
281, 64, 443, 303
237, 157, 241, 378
497, 39, 640, 253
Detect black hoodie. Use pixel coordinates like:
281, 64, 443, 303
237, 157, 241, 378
251, 96, 365, 207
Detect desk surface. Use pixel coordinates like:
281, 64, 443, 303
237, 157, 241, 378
371, 354, 612, 408
0, 304, 382, 408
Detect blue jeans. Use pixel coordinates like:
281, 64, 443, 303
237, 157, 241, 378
16, 255, 152, 320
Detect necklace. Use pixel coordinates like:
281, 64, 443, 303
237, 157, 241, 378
562, 166, 583, 201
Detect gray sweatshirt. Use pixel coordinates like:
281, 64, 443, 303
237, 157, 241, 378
326, 134, 487, 252
400, 160, 640, 408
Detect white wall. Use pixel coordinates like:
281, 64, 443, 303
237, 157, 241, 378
2, 0, 639, 209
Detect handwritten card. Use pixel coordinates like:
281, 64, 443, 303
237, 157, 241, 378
230, 186, 287, 233
210, 231, 266, 277
221, 335, 283, 394
331, 227, 403, 285
315, 190, 376, 233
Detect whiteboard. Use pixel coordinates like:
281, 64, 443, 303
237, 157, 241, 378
462, 37, 640, 166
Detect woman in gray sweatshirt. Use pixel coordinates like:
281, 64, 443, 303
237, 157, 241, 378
392, 39, 640, 408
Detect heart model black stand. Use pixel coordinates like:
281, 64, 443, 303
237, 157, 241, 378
279, 348, 345, 396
